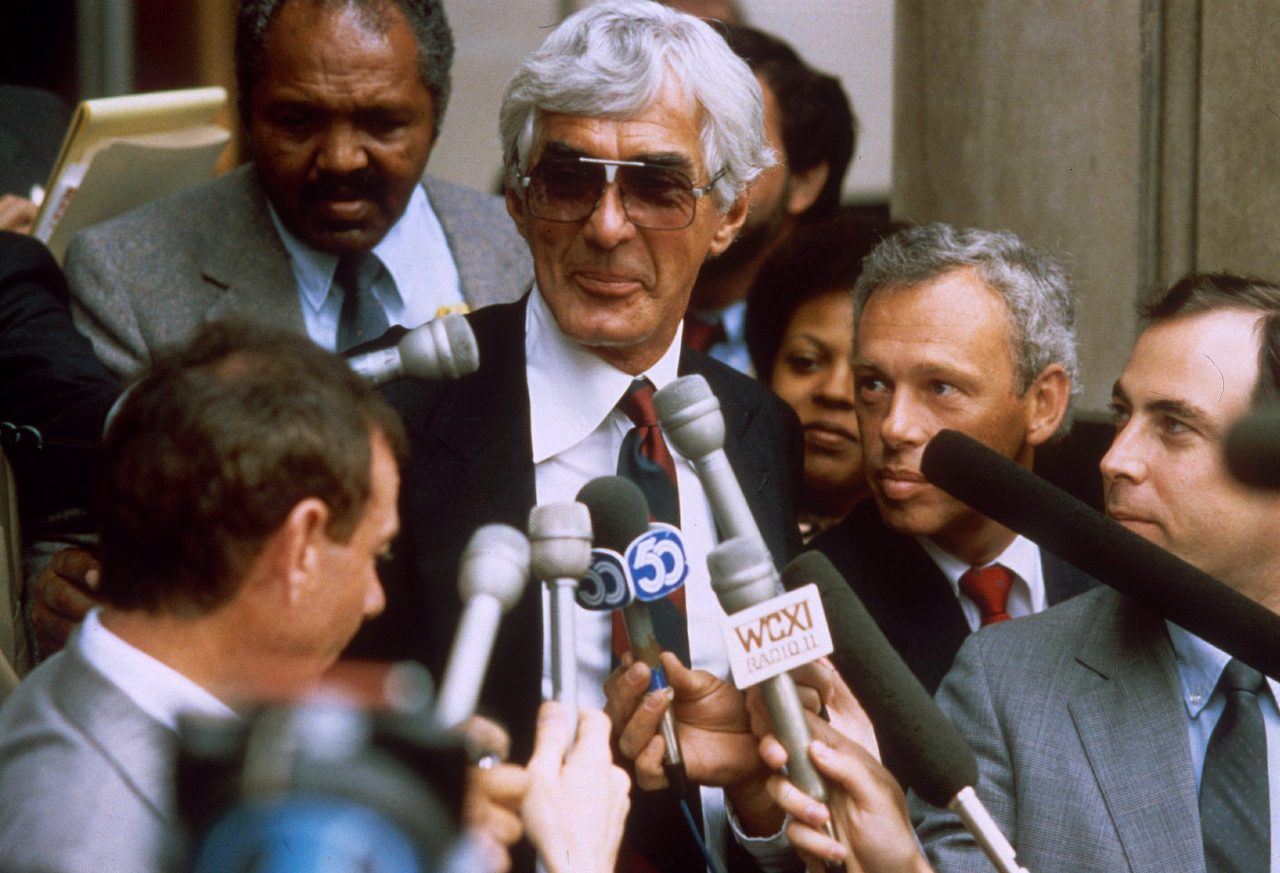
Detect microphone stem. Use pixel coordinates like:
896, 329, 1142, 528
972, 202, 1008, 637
948, 786, 1029, 873
694, 451, 761, 542
549, 578, 578, 711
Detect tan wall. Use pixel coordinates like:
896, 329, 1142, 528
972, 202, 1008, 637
894, 0, 1280, 412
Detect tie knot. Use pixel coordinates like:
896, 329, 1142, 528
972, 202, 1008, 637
619, 378, 659, 428
959, 563, 1014, 626
1220, 659, 1266, 696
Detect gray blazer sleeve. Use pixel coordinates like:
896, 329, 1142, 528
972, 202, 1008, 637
64, 227, 150, 381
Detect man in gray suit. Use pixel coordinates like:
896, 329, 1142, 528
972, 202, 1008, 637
0, 322, 405, 872
759, 273, 1280, 873
65, 0, 532, 381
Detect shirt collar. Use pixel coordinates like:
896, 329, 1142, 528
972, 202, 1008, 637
1165, 621, 1280, 718
266, 185, 431, 315
919, 533, 1045, 604
76, 609, 236, 731
526, 285, 684, 463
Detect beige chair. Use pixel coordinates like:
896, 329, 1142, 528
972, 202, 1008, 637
0, 452, 27, 700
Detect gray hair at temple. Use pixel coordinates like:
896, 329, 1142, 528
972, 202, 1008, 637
854, 223, 1080, 432
498, 0, 774, 212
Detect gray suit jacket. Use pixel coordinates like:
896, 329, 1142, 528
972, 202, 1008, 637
65, 164, 533, 379
0, 637, 180, 873
911, 586, 1205, 873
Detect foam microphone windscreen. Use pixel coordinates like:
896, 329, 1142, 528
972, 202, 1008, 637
781, 552, 978, 807
1224, 409, 1280, 489
575, 476, 650, 553
921, 428, 1280, 678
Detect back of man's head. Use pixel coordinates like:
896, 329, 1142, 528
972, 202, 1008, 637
720, 23, 856, 222
234, 0, 454, 128
98, 321, 407, 616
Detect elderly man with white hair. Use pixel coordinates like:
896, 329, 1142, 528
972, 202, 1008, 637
353, 2, 805, 870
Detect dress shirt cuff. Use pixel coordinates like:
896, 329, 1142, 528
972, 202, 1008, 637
726, 799, 799, 871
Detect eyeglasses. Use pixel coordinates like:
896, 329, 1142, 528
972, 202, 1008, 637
519, 156, 724, 230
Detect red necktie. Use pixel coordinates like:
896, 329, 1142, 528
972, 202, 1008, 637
959, 564, 1014, 626
613, 378, 687, 661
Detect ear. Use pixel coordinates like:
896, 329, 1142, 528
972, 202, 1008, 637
1024, 363, 1071, 447
707, 192, 751, 257
273, 498, 331, 607
505, 178, 532, 242
785, 160, 829, 217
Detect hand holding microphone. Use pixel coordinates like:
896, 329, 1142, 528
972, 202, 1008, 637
347, 313, 480, 385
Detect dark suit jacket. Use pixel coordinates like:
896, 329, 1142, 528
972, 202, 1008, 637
355, 296, 803, 754
913, 588, 1203, 873
0, 232, 117, 524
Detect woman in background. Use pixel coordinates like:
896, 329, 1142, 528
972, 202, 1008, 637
745, 210, 900, 540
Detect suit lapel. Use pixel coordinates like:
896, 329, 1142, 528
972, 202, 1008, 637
1068, 598, 1202, 873
54, 647, 176, 824
424, 175, 530, 310
198, 165, 307, 334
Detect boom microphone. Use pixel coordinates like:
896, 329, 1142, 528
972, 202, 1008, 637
921, 428, 1280, 679
653, 375, 762, 543
433, 524, 531, 730
528, 502, 593, 712
575, 476, 690, 796
1224, 409, 1280, 489
347, 314, 480, 385
780, 552, 1028, 873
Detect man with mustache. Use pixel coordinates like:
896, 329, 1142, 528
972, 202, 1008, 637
30, 0, 534, 658
805, 224, 1095, 717
63, 0, 531, 381
356, 3, 804, 870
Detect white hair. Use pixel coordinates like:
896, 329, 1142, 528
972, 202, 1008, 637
498, 0, 774, 212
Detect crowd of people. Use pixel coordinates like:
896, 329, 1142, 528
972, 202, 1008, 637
0, 1, 1276, 872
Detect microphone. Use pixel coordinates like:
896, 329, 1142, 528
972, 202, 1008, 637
921, 428, 1280, 679
781, 551, 1028, 873
1224, 408, 1280, 489
433, 524, 531, 730
528, 502, 593, 712
653, 374, 763, 543
347, 314, 480, 385
575, 476, 690, 797
707, 537, 839, 849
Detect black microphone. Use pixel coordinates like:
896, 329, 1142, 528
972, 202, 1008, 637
921, 428, 1280, 679
781, 552, 1028, 873
575, 476, 690, 797
433, 524, 531, 729
1224, 409, 1280, 489
347, 313, 480, 385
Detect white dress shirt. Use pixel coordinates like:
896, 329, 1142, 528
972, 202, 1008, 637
77, 609, 235, 731
525, 286, 790, 871
269, 184, 466, 350
918, 534, 1048, 631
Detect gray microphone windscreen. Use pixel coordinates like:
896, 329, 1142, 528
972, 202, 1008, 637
457, 524, 530, 609
653, 374, 725, 460
528, 502, 593, 580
